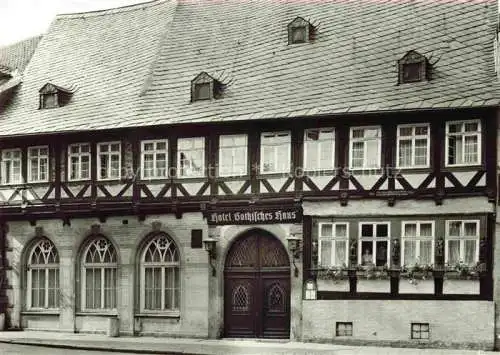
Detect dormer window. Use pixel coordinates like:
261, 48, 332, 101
288, 17, 315, 44
398, 50, 429, 84
39, 83, 74, 109
191, 72, 223, 102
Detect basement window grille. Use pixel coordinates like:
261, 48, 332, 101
335, 322, 353, 336
411, 323, 430, 339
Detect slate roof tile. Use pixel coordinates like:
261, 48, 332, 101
0, 0, 498, 137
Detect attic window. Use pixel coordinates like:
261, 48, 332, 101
288, 17, 315, 44
191, 72, 223, 102
398, 50, 429, 84
39, 82, 74, 109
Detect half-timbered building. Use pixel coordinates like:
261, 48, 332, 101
0, 0, 499, 350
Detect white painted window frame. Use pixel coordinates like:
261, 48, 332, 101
260, 131, 291, 174
140, 237, 181, 315
445, 220, 480, 265
444, 119, 481, 167
349, 126, 382, 170
357, 221, 391, 266
177, 137, 205, 178
303, 128, 335, 171
400, 221, 435, 266
27, 146, 49, 183
1, 148, 22, 185
218, 134, 248, 177
140, 139, 169, 180
68, 143, 91, 181
26, 240, 59, 310
318, 222, 349, 267
97, 141, 121, 181
81, 238, 118, 312
396, 123, 430, 168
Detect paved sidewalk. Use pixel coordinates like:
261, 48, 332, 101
0, 331, 495, 355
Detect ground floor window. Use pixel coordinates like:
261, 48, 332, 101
27, 239, 59, 309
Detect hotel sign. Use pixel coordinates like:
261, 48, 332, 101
206, 207, 302, 225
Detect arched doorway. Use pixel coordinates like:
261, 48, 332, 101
224, 230, 290, 339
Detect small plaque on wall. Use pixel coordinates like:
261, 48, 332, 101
191, 229, 203, 248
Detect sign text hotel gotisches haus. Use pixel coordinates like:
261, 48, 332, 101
206, 207, 302, 225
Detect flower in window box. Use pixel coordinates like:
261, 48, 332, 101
444, 261, 483, 280
315, 265, 349, 283
400, 262, 434, 285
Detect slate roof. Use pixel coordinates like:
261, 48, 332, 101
0, 0, 498, 137
0, 35, 41, 73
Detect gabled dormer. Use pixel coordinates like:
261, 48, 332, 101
398, 50, 429, 84
191, 72, 223, 102
287, 17, 315, 44
39, 82, 74, 109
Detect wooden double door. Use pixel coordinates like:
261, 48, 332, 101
224, 232, 291, 339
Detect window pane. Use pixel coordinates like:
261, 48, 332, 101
404, 223, 417, 237
361, 241, 373, 265
398, 139, 412, 166
335, 224, 347, 238
104, 268, 116, 308
351, 142, 364, 168
420, 223, 432, 237
375, 241, 387, 266
448, 136, 463, 165
414, 139, 428, 166
320, 240, 332, 266
464, 222, 477, 236
291, 26, 306, 43
463, 136, 478, 164
449, 222, 461, 236
420, 240, 432, 265
448, 240, 460, 265
404, 240, 417, 266
365, 139, 379, 168
320, 224, 332, 237
464, 240, 476, 265
376, 224, 388, 237
464, 122, 478, 132
335, 241, 346, 266
361, 224, 373, 237
399, 127, 412, 136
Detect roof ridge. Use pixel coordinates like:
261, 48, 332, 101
55, 0, 167, 19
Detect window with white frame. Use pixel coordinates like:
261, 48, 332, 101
358, 222, 390, 267
140, 234, 180, 312
401, 221, 434, 266
27, 239, 59, 309
28, 146, 49, 183
397, 124, 430, 168
349, 127, 381, 169
97, 142, 121, 180
304, 128, 335, 171
68, 143, 91, 181
1, 149, 22, 185
219, 134, 247, 177
178, 137, 204, 178
260, 132, 291, 174
446, 120, 481, 166
141, 140, 168, 179
318, 222, 349, 267
445, 220, 480, 266
81, 238, 117, 310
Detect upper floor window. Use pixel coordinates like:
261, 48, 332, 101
396, 124, 430, 168
178, 137, 205, 178
81, 237, 117, 311
359, 222, 390, 267
304, 128, 335, 171
445, 220, 479, 266
318, 222, 349, 268
398, 50, 429, 84
446, 120, 481, 166
1, 148, 22, 185
260, 131, 291, 174
140, 234, 180, 313
349, 127, 381, 170
28, 146, 49, 183
287, 17, 315, 44
191, 72, 223, 102
219, 134, 248, 177
141, 140, 168, 179
401, 221, 434, 267
27, 238, 59, 310
97, 142, 121, 180
68, 143, 91, 181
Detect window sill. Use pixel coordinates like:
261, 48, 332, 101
22, 310, 60, 315
135, 312, 180, 319
75, 311, 118, 317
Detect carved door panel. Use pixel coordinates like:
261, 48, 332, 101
224, 274, 258, 337
224, 232, 290, 339
261, 275, 290, 338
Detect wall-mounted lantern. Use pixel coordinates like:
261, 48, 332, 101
203, 237, 218, 277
